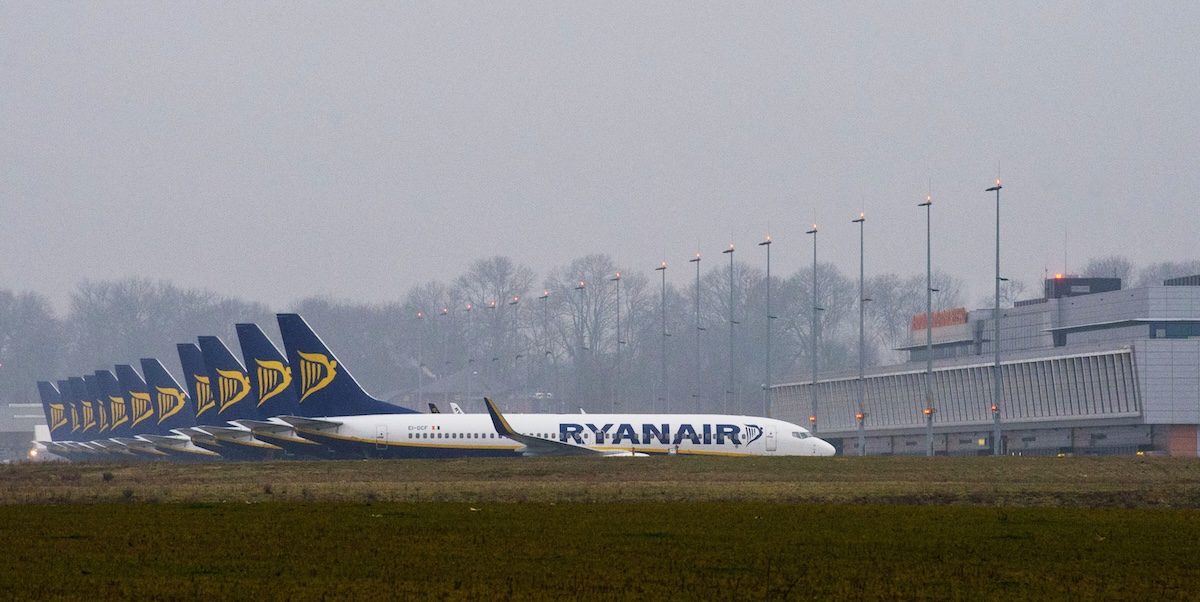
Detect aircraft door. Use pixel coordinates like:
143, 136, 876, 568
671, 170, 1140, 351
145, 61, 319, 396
375, 424, 387, 450
765, 426, 777, 452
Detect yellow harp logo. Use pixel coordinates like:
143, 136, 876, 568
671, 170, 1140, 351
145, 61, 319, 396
130, 392, 154, 428
297, 351, 337, 403
49, 403, 67, 432
109, 396, 130, 430
95, 399, 109, 433
81, 400, 96, 432
254, 360, 292, 407
193, 375, 215, 417
155, 387, 186, 424
216, 369, 250, 413
70, 404, 81, 432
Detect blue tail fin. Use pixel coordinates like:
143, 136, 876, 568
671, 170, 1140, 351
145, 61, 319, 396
276, 313, 416, 416
82, 374, 111, 435
67, 377, 92, 436
177, 343, 219, 425
197, 336, 258, 422
95, 370, 132, 437
37, 381, 69, 441
56, 379, 81, 441
235, 323, 299, 418
115, 364, 158, 435
139, 358, 196, 431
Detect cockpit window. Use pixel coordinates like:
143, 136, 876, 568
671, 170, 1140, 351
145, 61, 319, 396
791, 431, 810, 439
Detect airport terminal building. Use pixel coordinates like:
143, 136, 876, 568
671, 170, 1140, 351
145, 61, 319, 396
772, 276, 1200, 456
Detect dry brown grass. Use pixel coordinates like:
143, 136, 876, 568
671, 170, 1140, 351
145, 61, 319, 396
4, 455, 1200, 507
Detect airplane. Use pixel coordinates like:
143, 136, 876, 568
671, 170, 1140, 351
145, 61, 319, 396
33, 381, 85, 461
176, 339, 284, 460
137, 357, 221, 461
273, 313, 836, 458
226, 322, 335, 459
112, 363, 171, 459
96, 367, 164, 459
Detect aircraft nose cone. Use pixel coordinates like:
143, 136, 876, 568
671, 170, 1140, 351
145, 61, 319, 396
816, 439, 836, 456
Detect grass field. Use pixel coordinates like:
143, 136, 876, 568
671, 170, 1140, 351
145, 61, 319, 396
4, 455, 1200, 507
2, 457, 1199, 600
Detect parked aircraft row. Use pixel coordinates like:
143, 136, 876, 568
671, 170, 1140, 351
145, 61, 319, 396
32, 314, 835, 461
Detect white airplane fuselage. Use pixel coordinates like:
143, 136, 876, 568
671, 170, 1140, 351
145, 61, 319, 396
290, 412, 836, 458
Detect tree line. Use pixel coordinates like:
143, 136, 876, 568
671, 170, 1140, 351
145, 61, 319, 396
1, 255, 1197, 416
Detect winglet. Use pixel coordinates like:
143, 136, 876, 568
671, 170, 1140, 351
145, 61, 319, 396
484, 397, 518, 437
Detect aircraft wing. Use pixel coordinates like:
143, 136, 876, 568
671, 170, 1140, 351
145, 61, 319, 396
483, 397, 607, 457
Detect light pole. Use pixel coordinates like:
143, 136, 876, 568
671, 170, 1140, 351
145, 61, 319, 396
416, 311, 425, 410
439, 307, 449, 406
722, 244, 735, 414
987, 179, 1003, 455
919, 196, 934, 457
610, 272, 621, 413
758, 236, 772, 418
538, 290, 550, 410
806, 225, 819, 433
464, 303, 474, 402
509, 295, 519, 398
575, 280, 586, 411
852, 212, 866, 455
689, 253, 701, 413
655, 262, 668, 413
484, 299, 497, 386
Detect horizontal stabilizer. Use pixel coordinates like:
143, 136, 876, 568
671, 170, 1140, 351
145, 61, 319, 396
276, 415, 343, 432
232, 419, 295, 434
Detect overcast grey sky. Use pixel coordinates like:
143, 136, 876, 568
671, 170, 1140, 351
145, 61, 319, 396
2, 2, 1197, 312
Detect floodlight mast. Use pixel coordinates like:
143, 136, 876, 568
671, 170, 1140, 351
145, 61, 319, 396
987, 180, 1003, 455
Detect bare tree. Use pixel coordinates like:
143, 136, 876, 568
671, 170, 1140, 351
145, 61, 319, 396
1137, 261, 1200, 287
1083, 255, 1134, 283
0, 290, 64, 405
68, 278, 270, 378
